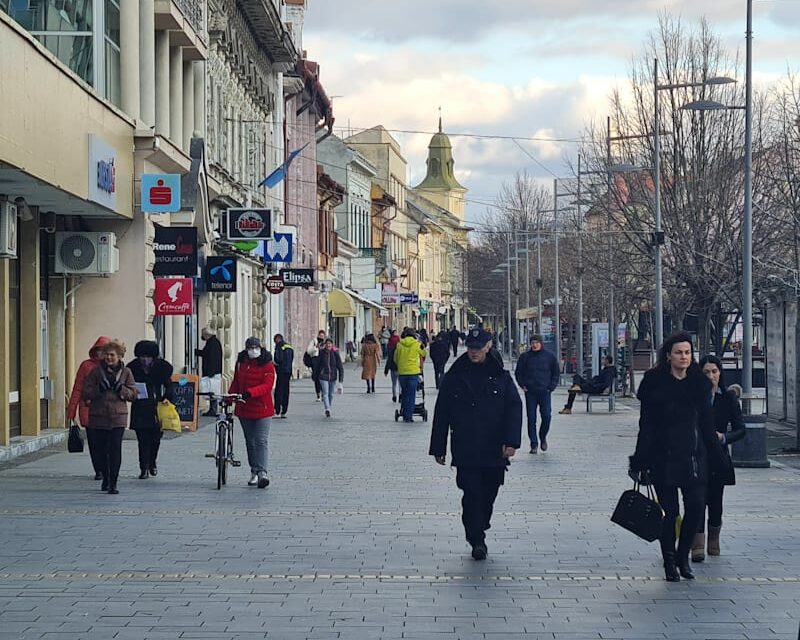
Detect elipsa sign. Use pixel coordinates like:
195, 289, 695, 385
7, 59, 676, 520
88, 134, 117, 210
154, 278, 193, 316
226, 208, 271, 240
204, 256, 237, 293
153, 225, 197, 277
280, 268, 315, 288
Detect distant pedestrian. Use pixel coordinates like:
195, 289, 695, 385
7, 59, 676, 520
66, 336, 111, 480
388, 329, 400, 350
448, 326, 461, 358
196, 327, 223, 417
394, 329, 427, 422
419, 328, 429, 348
379, 326, 391, 359
314, 338, 344, 417
229, 337, 275, 488
629, 331, 723, 582
514, 334, 560, 453
430, 327, 522, 560
306, 330, 327, 402
559, 356, 616, 414
360, 334, 381, 394
81, 340, 138, 495
429, 331, 451, 389
128, 341, 174, 480
273, 334, 294, 419
692, 355, 746, 562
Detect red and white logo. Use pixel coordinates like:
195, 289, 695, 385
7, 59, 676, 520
154, 278, 193, 316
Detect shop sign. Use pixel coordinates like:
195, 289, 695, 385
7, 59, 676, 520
399, 292, 419, 305
265, 275, 285, 294
154, 278, 193, 316
204, 256, 237, 293
226, 208, 271, 240
381, 282, 399, 306
88, 134, 117, 210
153, 225, 197, 277
141, 174, 181, 213
280, 268, 314, 287
263, 232, 293, 263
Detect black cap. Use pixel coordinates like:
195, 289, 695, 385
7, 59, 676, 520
134, 340, 159, 358
530, 334, 544, 343
465, 328, 492, 348
245, 336, 262, 349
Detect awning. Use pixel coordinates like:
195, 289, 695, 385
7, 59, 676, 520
328, 289, 357, 318
345, 288, 388, 313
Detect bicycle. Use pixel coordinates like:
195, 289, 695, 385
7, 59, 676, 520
199, 392, 242, 489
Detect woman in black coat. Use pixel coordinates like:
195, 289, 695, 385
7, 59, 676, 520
691, 355, 746, 562
128, 341, 174, 479
629, 331, 721, 582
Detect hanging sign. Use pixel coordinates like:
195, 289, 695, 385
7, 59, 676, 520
153, 225, 197, 276
263, 232, 293, 263
399, 292, 419, 305
154, 277, 194, 316
141, 174, 181, 213
280, 268, 315, 287
265, 275, 285, 294
204, 256, 237, 293
226, 208, 271, 240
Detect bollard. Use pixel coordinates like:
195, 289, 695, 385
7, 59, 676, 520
731, 414, 770, 468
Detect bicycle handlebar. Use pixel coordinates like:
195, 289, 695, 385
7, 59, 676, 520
197, 392, 244, 402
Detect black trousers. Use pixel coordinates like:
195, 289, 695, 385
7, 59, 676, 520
451, 343, 458, 357
91, 427, 125, 486
700, 480, 725, 531
85, 426, 104, 475
274, 372, 291, 415
433, 362, 445, 389
135, 429, 162, 470
311, 357, 321, 396
455, 467, 506, 545
654, 483, 706, 560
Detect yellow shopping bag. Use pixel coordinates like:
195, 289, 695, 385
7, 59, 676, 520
157, 401, 182, 433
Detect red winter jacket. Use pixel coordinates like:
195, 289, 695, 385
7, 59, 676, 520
228, 353, 276, 420
67, 336, 111, 427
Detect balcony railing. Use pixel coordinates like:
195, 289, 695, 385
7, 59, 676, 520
175, 0, 205, 42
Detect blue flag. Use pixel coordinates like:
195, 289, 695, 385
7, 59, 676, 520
259, 143, 309, 189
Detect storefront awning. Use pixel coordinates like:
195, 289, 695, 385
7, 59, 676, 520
329, 288, 357, 318
345, 288, 387, 313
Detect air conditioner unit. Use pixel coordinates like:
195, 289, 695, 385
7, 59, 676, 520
55, 232, 119, 274
0, 200, 18, 258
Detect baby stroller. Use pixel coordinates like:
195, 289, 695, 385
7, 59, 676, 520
394, 373, 428, 422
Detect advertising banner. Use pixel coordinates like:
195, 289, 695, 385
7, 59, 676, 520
280, 268, 315, 287
142, 174, 181, 213
263, 232, 293, 262
203, 256, 237, 293
226, 208, 271, 240
154, 277, 193, 316
153, 225, 197, 276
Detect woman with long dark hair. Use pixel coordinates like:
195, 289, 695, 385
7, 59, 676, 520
691, 355, 746, 561
629, 331, 721, 581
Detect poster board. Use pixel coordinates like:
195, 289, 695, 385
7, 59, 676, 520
171, 373, 199, 432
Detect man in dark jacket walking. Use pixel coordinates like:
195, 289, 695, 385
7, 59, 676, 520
196, 327, 223, 416
448, 326, 461, 358
514, 334, 560, 453
273, 334, 294, 418
429, 332, 450, 389
430, 327, 522, 560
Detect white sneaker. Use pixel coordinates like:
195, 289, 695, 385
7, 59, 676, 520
257, 472, 269, 489
247, 473, 258, 486
315, 396, 321, 402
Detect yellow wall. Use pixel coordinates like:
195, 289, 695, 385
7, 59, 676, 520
0, 15, 135, 219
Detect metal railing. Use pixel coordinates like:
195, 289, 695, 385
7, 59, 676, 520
174, 0, 206, 43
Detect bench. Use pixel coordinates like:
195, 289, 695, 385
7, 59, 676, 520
586, 392, 615, 413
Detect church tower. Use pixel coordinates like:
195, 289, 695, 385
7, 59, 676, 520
414, 115, 467, 219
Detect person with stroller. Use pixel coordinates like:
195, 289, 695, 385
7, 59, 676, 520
394, 328, 427, 423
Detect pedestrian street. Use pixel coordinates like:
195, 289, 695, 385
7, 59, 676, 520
1, 357, 799, 640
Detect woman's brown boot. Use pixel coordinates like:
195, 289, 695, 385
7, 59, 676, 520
691, 533, 705, 562
707, 525, 721, 556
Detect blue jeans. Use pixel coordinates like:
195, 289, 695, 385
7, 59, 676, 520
398, 374, 419, 421
389, 370, 399, 398
525, 389, 552, 448
239, 417, 271, 474
319, 379, 336, 411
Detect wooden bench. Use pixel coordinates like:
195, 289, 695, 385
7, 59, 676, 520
586, 391, 615, 413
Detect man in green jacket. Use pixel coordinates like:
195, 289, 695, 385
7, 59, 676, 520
394, 329, 427, 422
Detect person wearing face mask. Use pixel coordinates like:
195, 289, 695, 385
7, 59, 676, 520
313, 338, 344, 417
228, 337, 276, 488
81, 340, 138, 494
128, 341, 175, 480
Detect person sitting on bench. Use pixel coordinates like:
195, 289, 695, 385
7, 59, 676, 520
559, 356, 616, 414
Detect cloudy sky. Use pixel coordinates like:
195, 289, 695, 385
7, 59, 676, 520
302, 1, 800, 225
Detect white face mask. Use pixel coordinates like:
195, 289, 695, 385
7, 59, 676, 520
247, 348, 261, 359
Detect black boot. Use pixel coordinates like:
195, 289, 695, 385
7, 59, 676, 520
677, 555, 695, 580
149, 465, 157, 477
138, 468, 148, 479
663, 553, 680, 582
101, 475, 109, 491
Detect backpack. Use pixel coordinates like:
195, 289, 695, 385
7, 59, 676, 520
303, 352, 313, 368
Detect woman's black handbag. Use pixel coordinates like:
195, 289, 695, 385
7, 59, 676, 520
67, 424, 84, 453
611, 481, 663, 542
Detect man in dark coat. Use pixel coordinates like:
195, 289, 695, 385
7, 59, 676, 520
430, 327, 522, 560
559, 355, 616, 414
514, 334, 560, 453
429, 332, 450, 389
196, 327, 223, 416
273, 333, 294, 418
448, 326, 461, 358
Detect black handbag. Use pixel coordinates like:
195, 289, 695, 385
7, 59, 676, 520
611, 480, 663, 542
67, 424, 84, 453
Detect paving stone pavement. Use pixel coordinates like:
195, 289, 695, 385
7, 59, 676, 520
1, 355, 799, 640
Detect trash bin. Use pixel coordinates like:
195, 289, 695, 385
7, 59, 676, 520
731, 414, 770, 468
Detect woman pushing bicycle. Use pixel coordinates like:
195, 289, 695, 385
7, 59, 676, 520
228, 336, 276, 488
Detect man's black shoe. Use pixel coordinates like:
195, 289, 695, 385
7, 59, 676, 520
529, 447, 538, 454
94, 472, 102, 481
149, 466, 158, 477
471, 543, 487, 560
540, 438, 548, 452
138, 469, 148, 480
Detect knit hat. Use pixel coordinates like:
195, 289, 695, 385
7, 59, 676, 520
245, 336, 262, 349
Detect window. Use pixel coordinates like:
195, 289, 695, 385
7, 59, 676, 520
103, 0, 120, 105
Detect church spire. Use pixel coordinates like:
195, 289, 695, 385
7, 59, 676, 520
438, 106, 442, 133
414, 115, 465, 192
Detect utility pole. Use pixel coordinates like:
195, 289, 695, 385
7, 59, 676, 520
606, 116, 616, 364
553, 178, 561, 364
577, 155, 584, 375
653, 56, 664, 349
537, 213, 543, 333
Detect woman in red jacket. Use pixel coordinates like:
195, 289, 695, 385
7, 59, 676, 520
228, 336, 276, 489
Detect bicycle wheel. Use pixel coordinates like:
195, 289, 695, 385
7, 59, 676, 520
216, 424, 227, 490
221, 424, 232, 486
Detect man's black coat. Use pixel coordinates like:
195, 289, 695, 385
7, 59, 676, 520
430, 353, 522, 467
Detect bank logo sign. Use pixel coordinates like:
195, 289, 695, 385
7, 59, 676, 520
88, 134, 117, 210
204, 256, 237, 293
263, 232, 293, 263
226, 208, 272, 240
142, 174, 181, 213
153, 225, 197, 277
280, 268, 315, 288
